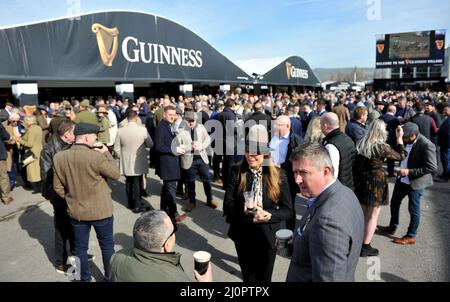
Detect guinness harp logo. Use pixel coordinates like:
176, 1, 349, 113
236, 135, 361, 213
376, 43, 385, 54
435, 39, 444, 50
92, 23, 119, 67
286, 62, 292, 80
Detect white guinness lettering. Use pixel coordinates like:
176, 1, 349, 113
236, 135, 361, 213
122, 36, 203, 68
290, 66, 309, 79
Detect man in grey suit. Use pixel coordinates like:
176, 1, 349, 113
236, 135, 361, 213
378, 122, 437, 245
286, 143, 364, 282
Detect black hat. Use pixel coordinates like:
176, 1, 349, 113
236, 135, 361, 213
402, 122, 419, 139
375, 100, 387, 106
245, 125, 272, 155
38, 105, 48, 112
74, 123, 100, 136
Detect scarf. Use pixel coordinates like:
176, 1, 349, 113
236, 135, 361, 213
250, 167, 263, 209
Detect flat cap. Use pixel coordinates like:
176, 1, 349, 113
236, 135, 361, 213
74, 122, 100, 136
184, 111, 197, 121
402, 122, 419, 138
80, 99, 90, 108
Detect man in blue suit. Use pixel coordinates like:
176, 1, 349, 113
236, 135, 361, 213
155, 106, 186, 224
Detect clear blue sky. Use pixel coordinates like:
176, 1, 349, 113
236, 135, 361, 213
1, 0, 449, 70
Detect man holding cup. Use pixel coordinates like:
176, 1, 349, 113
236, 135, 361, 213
109, 210, 212, 282
286, 143, 364, 282
177, 111, 219, 212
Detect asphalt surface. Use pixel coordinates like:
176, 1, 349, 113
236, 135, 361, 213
0, 167, 449, 282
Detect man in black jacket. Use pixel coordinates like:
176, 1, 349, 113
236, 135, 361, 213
216, 99, 239, 188
321, 112, 356, 190
245, 101, 273, 138
40, 120, 76, 273
437, 104, 450, 181
1, 113, 14, 205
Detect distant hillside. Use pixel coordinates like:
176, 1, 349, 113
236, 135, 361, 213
313, 67, 375, 82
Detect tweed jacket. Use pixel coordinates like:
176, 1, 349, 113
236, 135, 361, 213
53, 144, 120, 221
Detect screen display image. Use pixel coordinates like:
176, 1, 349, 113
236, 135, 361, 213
375, 29, 446, 68
389, 31, 430, 60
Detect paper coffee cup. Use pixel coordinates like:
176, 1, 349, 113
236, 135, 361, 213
275, 229, 293, 257
193, 251, 211, 275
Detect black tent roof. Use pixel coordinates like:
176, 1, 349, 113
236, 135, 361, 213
261, 56, 321, 87
0, 10, 251, 84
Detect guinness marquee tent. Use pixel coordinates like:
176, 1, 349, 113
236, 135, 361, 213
0, 10, 251, 104
0, 10, 251, 83
260, 56, 321, 87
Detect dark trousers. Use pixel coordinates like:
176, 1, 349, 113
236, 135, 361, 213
125, 175, 142, 209
234, 238, 276, 282
161, 180, 178, 220
186, 158, 213, 204
286, 193, 297, 232
213, 154, 222, 179
389, 180, 424, 238
440, 148, 450, 178
387, 159, 395, 176
71, 216, 114, 282
20, 165, 31, 188
177, 170, 187, 194
53, 204, 74, 266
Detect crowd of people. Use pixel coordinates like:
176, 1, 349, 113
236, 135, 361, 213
0, 87, 449, 282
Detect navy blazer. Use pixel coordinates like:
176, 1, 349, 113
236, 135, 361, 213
154, 119, 181, 181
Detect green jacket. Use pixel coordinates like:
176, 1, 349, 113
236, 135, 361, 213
109, 248, 192, 282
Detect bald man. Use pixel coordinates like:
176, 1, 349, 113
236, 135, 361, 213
269, 115, 303, 231
321, 112, 356, 190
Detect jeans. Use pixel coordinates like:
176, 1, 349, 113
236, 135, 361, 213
53, 204, 74, 266
440, 148, 450, 178
125, 176, 142, 209
161, 180, 178, 220
71, 216, 114, 282
389, 180, 424, 238
186, 158, 213, 204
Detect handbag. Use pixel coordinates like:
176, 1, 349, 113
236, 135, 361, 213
22, 150, 37, 167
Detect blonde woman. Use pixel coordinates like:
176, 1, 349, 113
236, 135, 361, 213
303, 116, 323, 144
223, 125, 292, 282
354, 120, 406, 257
20, 116, 43, 193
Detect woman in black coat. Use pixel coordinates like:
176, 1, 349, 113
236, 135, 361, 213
223, 125, 292, 282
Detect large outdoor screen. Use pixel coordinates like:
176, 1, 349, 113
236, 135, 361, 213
376, 30, 446, 69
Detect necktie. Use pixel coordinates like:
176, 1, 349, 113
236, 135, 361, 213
12, 126, 20, 148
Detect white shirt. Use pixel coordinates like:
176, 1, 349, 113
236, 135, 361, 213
400, 141, 416, 185
269, 133, 290, 165
324, 144, 340, 179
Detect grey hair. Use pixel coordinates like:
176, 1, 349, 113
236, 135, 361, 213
320, 112, 339, 130
356, 119, 389, 159
23, 115, 37, 125
133, 210, 171, 252
290, 142, 334, 173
